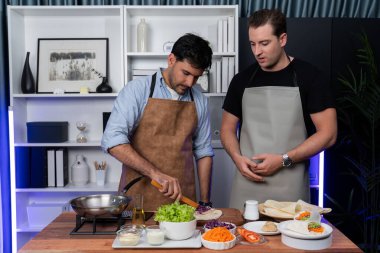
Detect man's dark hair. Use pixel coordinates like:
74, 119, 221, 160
171, 33, 212, 70
248, 9, 287, 37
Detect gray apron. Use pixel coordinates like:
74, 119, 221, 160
229, 65, 310, 209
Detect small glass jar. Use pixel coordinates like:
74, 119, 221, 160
116, 228, 142, 246
146, 225, 165, 245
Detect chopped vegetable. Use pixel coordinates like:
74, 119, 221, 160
203, 227, 234, 242
204, 220, 235, 230
154, 201, 195, 222
196, 205, 212, 214
308, 222, 324, 233
237, 227, 261, 243
295, 211, 311, 221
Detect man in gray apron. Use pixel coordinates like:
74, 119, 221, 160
221, 9, 337, 208
102, 34, 214, 211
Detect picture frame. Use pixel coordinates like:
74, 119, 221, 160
37, 38, 109, 93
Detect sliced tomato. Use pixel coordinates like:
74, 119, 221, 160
237, 228, 261, 243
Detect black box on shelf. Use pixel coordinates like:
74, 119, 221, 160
27, 121, 68, 143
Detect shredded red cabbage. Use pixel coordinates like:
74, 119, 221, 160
196, 205, 212, 214
204, 219, 235, 230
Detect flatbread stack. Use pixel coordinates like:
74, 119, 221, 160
260, 199, 332, 220
194, 208, 223, 220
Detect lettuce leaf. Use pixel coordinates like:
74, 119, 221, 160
154, 201, 195, 222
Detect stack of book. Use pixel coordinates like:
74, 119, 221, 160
15, 147, 69, 188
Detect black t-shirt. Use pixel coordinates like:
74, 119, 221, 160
223, 58, 335, 136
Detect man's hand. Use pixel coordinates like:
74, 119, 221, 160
251, 153, 283, 176
151, 171, 182, 202
234, 154, 264, 182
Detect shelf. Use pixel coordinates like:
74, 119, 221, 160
17, 223, 43, 233
16, 182, 119, 192
126, 52, 236, 57
14, 141, 101, 147
12, 93, 118, 98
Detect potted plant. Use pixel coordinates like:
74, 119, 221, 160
334, 31, 380, 253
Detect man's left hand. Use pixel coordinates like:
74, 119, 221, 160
251, 153, 283, 176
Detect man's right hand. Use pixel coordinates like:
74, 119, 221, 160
151, 172, 182, 202
234, 154, 264, 182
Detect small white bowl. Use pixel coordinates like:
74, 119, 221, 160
203, 222, 237, 235
159, 219, 197, 240
201, 234, 236, 250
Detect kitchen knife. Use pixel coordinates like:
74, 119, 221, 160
151, 180, 199, 208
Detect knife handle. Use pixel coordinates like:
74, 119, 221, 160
150, 180, 199, 208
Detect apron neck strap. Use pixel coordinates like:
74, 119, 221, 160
149, 73, 157, 98
249, 56, 298, 87
149, 72, 194, 101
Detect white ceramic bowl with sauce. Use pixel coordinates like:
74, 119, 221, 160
201, 234, 236, 250
159, 219, 197, 240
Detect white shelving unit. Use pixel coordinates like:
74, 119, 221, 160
7, 5, 238, 251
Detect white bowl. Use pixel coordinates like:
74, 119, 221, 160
159, 219, 197, 240
201, 234, 236, 250
203, 222, 237, 235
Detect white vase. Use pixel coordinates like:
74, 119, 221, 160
137, 18, 148, 52
71, 155, 89, 186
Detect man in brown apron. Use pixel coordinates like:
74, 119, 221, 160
102, 34, 214, 211
221, 9, 337, 208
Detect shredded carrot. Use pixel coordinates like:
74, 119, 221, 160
295, 211, 311, 220
203, 227, 234, 242
309, 226, 324, 233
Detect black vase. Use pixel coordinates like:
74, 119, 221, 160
96, 77, 113, 93
21, 52, 36, 94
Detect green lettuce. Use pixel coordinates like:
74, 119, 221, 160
154, 201, 195, 222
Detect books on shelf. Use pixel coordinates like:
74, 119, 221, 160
132, 69, 157, 80
217, 16, 235, 52
47, 149, 55, 187
213, 57, 235, 93
55, 148, 69, 187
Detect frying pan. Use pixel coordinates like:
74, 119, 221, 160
70, 176, 143, 217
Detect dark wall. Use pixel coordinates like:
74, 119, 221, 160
238, 17, 331, 77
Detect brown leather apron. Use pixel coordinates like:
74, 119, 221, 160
119, 73, 198, 211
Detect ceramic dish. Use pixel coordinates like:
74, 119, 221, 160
278, 220, 333, 240
243, 221, 280, 235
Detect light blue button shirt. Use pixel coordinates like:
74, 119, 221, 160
101, 69, 214, 160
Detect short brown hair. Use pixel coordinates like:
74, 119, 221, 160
248, 9, 287, 37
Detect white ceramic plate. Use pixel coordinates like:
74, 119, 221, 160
278, 220, 333, 240
243, 221, 280, 235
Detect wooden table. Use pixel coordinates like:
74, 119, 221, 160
19, 209, 362, 253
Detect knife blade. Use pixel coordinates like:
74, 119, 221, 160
150, 180, 199, 208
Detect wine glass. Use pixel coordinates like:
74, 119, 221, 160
76, 121, 87, 143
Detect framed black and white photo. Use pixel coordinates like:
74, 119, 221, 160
37, 38, 108, 93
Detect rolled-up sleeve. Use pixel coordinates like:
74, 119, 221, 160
101, 77, 149, 153
192, 87, 214, 160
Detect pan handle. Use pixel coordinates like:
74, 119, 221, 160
121, 175, 145, 195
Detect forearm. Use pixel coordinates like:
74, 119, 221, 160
288, 130, 336, 163
288, 108, 337, 163
108, 144, 159, 179
197, 156, 213, 202
221, 127, 242, 164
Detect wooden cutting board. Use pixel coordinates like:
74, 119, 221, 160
196, 208, 244, 226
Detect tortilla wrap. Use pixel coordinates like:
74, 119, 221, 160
264, 200, 302, 215
286, 221, 310, 235
194, 208, 222, 220
263, 207, 294, 219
